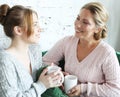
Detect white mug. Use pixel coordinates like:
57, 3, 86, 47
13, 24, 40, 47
64, 75, 78, 93
47, 65, 64, 83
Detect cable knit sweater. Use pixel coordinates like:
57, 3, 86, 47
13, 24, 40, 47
43, 36, 120, 97
0, 44, 46, 97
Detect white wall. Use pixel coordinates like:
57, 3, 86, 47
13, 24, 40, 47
97, 0, 120, 51
0, 0, 120, 51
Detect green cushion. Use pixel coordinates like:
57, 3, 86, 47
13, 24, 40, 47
116, 52, 120, 63
36, 66, 68, 97
42, 51, 65, 71
42, 51, 47, 56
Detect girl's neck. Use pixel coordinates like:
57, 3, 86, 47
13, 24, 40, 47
7, 39, 29, 54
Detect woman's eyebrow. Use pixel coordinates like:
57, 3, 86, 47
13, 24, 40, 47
78, 15, 80, 17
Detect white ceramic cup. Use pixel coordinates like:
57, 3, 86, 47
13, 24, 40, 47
47, 65, 64, 83
64, 75, 78, 93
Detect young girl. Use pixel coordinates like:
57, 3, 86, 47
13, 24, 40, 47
0, 4, 62, 97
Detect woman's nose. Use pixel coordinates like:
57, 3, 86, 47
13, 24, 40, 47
77, 24, 81, 28
76, 21, 81, 28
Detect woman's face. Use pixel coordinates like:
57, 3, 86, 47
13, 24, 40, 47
28, 13, 41, 44
74, 9, 97, 40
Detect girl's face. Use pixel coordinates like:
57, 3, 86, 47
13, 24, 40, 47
74, 9, 97, 40
27, 13, 41, 44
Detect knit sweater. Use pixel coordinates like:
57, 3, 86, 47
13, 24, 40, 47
0, 44, 46, 97
43, 36, 120, 97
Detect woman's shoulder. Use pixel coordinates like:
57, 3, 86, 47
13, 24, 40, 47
100, 41, 115, 52
98, 41, 116, 56
63, 35, 77, 40
59, 35, 78, 43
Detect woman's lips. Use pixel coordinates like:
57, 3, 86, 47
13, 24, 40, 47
76, 30, 83, 33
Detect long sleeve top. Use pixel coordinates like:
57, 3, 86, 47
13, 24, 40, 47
0, 44, 46, 97
43, 36, 120, 97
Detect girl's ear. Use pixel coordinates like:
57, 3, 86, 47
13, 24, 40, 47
13, 26, 23, 36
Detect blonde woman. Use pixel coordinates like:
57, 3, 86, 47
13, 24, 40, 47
43, 2, 120, 97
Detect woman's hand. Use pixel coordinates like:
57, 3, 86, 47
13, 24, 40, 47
62, 71, 69, 76
68, 84, 81, 97
38, 68, 62, 89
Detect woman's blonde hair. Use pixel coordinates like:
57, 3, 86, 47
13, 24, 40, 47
82, 2, 109, 40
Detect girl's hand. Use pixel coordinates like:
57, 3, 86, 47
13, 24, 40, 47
68, 84, 81, 97
38, 68, 62, 89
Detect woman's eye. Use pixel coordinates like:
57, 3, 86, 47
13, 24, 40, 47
83, 22, 88, 24
83, 21, 89, 25
77, 17, 80, 20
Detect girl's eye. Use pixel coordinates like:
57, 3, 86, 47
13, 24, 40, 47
33, 22, 39, 27
34, 23, 37, 26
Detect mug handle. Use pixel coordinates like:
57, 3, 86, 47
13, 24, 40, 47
59, 71, 64, 83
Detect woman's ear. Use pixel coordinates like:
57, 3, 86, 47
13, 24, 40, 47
94, 27, 102, 34
13, 26, 23, 36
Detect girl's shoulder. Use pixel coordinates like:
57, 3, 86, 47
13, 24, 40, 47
0, 50, 10, 60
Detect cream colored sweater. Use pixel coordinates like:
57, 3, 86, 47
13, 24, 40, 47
43, 36, 120, 97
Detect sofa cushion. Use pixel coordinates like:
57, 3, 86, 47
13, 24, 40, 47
116, 52, 120, 63
42, 51, 47, 56
42, 51, 65, 71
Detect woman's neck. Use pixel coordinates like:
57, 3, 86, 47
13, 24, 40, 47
78, 38, 101, 49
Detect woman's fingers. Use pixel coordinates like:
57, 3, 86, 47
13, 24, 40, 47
62, 71, 69, 76
68, 85, 81, 97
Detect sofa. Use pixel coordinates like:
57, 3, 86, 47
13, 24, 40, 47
116, 52, 120, 63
